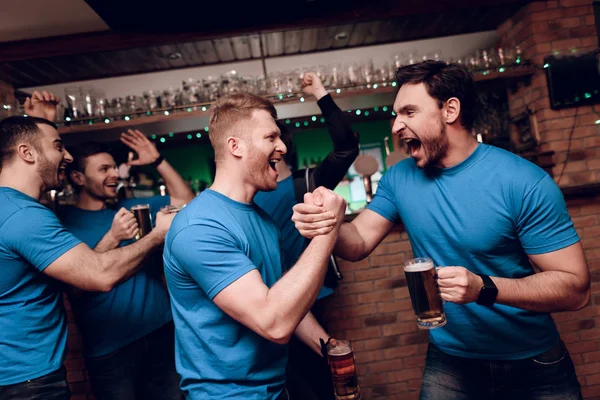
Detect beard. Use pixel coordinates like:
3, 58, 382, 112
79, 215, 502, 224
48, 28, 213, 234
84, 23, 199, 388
36, 151, 63, 191
246, 143, 278, 192
420, 119, 450, 170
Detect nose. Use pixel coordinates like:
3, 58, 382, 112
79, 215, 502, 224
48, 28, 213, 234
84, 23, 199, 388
63, 148, 74, 164
109, 166, 119, 178
277, 137, 287, 155
392, 116, 407, 136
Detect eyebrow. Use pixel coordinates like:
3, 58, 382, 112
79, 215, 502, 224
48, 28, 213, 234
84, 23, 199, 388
53, 139, 64, 145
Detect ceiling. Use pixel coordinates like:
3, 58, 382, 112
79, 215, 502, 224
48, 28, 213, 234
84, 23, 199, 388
0, 0, 532, 89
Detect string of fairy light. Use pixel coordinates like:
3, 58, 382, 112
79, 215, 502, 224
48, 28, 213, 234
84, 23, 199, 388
146, 104, 399, 144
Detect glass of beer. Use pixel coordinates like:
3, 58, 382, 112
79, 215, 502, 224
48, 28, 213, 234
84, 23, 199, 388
131, 204, 152, 240
403, 257, 446, 329
326, 339, 361, 400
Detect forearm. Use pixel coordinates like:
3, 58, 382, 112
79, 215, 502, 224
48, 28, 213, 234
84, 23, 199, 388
294, 312, 329, 356
94, 231, 164, 291
155, 159, 194, 205
334, 222, 368, 261
263, 235, 335, 340
318, 94, 359, 151
94, 231, 120, 253
493, 271, 590, 312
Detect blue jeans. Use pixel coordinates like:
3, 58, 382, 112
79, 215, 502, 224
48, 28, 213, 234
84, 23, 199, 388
420, 341, 582, 400
85, 322, 182, 400
0, 367, 70, 400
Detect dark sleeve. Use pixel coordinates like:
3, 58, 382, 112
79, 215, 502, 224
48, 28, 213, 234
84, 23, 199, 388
308, 94, 360, 191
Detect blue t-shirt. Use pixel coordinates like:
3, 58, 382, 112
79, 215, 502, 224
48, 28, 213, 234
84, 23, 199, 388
58, 196, 172, 358
0, 187, 81, 385
164, 189, 287, 400
367, 144, 579, 360
254, 175, 334, 299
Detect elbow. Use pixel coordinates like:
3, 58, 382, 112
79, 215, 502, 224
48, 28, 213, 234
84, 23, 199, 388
261, 318, 294, 345
570, 287, 591, 311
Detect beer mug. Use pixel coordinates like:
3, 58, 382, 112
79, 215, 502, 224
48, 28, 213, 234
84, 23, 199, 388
130, 204, 152, 240
326, 339, 361, 400
403, 257, 446, 329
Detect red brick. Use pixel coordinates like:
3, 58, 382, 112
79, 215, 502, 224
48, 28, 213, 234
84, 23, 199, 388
336, 303, 379, 318
564, 160, 587, 173
582, 384, 600, 398
327, 318, 364, 331
377, 300, 412, 313
387, 241, 412, 254
344, 326, 382, 341
337, 281, 374, 295
569, 171, 598, 185
364, 335, 402, 350
587, 374, 600, 387
364, 313, 398, 327
565, 5, 594, 17
531, 9, 565, 22
560, 0, 594, 6
394, 287, 410, 300
584, 351, 600, 363
371, 382, 409, 397
552, 38, 583, 52
528, 1, 547, 11
383, 344, 420, 360
369, 359, 405, 374
369, 254, 404, 267
404, 355, 426, 367
374, 277, 407, 290
567, 340, 599, 354
357, 290, 394, 304
354, 267, 390, 281
386, 367, 424, 383
382, 321, 418, 336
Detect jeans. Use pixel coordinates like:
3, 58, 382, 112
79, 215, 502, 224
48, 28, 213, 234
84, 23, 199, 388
420, 341, 583, 400
85, 322, 182, 400
0, 367, 70, 400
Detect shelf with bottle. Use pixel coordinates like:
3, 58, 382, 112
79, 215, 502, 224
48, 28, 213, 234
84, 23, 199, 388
49, 63, 536, 136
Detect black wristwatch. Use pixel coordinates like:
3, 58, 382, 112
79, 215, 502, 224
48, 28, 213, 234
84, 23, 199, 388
476, 274, 498, 306
153, 154, 165, 167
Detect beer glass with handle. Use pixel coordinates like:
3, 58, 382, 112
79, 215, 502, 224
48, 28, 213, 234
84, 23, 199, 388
326, 339, 361, 400
403, 257, 446, 329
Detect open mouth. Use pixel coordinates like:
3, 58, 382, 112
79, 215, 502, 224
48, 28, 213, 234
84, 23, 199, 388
403, 137, 422, 157
105, 182, 118, 189
268, 158, 280, 171
58, 165, 67, 176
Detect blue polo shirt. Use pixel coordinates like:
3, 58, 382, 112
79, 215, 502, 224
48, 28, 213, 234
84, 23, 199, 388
164, 189, 287, 399
0, 187, 81, 385
58, 196, 172, 358
367, 144, 579, 360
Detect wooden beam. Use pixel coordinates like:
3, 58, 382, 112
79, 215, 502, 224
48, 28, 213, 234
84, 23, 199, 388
0, 0, 530, 63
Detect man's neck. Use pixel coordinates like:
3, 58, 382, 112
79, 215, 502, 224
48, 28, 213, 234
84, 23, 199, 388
440, 131, 479, 169
76, 190, 109, 211
210, 163, 257, 204
0, 167, 43, 200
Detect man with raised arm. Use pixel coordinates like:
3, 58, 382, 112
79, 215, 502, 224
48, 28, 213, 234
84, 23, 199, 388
0, 96, 174, 400
293, 61, 589, 400
56, 130, 193, 400
163, 93, 346, 400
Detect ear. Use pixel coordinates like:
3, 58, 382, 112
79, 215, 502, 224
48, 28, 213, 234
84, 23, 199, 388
70, 170, 86, 187
16, 143, 36, 164
226, 136, 244, 159
444, 97, 461, 125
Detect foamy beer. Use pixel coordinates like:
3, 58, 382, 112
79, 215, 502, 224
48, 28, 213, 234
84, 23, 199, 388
131, 204, 152, 240
403, 257, 446, 329
326, 339, 361, 400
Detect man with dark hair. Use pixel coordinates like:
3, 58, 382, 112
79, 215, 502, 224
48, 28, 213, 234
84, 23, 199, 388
0, 108, 173, 399
163, 92, 346, 400
293, 61, 589, 399
57, 129, 194, 400
254, 72, 358, 399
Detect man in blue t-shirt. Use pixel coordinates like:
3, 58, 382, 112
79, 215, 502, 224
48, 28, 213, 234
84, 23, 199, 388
0, 96, 173, 400
163, 92, 346, 400
58, 132, 194, 400
293, 61, 590, 400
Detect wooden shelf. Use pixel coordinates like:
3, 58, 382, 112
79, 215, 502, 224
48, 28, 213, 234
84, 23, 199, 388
56, 64, 538, 136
